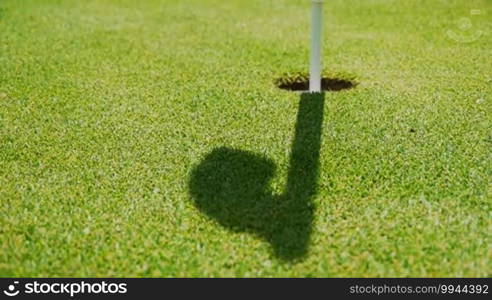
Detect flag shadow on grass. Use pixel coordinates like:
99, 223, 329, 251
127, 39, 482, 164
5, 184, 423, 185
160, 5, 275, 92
189, 93, 325, 261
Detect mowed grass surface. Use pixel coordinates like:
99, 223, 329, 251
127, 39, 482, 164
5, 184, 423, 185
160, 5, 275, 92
0, 0, 491, 277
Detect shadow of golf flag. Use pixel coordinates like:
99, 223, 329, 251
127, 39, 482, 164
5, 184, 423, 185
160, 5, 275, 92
189, 93, 325, 261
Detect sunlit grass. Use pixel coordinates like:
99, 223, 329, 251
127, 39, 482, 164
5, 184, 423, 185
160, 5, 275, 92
0, 0, 490, 277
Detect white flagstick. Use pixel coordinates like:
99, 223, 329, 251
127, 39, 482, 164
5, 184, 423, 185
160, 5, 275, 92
309, 0, 324, 93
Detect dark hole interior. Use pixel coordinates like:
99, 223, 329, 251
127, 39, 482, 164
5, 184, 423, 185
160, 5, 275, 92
276, 76, 357, 92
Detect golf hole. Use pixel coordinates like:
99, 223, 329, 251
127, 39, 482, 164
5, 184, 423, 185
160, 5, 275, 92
276, 75, 357, 92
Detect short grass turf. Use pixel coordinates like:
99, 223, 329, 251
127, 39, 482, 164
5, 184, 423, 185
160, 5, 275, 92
1, 0, 491, 277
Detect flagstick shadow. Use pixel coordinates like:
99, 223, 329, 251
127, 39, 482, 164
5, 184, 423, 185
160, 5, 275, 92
188, 93, 325, 261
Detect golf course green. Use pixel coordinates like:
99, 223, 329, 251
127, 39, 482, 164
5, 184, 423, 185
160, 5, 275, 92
0, 0, 490, 277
